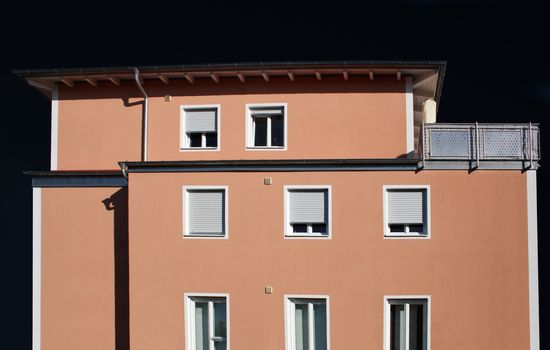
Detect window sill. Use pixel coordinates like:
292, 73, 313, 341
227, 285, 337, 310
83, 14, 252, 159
183, 234, 228, 239
246, 146, 286, 151
284, 234, 331, 240
180, 147, 220, 152
384, 233, 430, 239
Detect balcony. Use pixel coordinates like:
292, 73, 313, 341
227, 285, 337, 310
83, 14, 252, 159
419, 123, 540, 169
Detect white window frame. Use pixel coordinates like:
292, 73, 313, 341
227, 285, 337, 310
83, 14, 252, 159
184, 293, 230, 350
284, 294, 330, 350
383, 185, 430, 239
183, 186, 229, 239
180, 104, 221, 151
383, 295, 430, 350
245, 103, 288, 150
284, 185, 332, 239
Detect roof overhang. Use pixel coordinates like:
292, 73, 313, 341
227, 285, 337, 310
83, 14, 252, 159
13, 60, 446, 99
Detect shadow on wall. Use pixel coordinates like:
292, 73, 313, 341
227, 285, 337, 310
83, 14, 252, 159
56, 75, 406, 100
122, 97, 146, 161
102, 188, 129, 350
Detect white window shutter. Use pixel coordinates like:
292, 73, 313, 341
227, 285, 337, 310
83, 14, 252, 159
250, 106, 284, 116
387, 189, 425, 224
188, 190, 224, 234
185, 109, 217, 133
289, 190, 327, 224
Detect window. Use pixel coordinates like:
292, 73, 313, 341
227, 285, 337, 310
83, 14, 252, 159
184, 187, 228, 238
384, 186, 430, 238
185, 294, 229, 350
285, 296, 329, 350
384, 297, 429, 350
285, 186, 331, 238
246, 104, 287, 149
181, 105, 220, 150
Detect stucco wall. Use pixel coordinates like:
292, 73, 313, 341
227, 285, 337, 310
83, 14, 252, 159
57, 76, 407, 170
58, 85, 143, 170
127, 170, 530, 350
41, 187, 127, 350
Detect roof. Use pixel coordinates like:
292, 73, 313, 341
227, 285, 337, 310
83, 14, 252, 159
13, 60, 446, 101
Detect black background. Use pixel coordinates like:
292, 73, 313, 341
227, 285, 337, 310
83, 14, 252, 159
1, 1, 548, 348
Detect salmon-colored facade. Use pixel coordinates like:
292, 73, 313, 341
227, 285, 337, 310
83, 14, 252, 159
56, 76, 407, 170
128, 171, 530, 350
41, 187, 126, 350
22, 62, 540, 350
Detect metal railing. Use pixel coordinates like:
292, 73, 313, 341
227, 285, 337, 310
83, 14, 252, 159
420, 123, 540, 167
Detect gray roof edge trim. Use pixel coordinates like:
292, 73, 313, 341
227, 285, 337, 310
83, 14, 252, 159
118, 160, 421, 173
12, 60, 447, 78
434, 63, 447, 106
25, 170, 124, 176
32, 176, 128, 188
119, 158, 421, 169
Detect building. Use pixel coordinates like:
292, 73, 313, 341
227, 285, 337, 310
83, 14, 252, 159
18, 61, 541, 350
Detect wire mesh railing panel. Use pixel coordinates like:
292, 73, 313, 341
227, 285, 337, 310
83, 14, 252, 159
421, 123, 540, 161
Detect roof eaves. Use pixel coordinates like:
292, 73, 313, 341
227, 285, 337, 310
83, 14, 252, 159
12, 60, 447, 78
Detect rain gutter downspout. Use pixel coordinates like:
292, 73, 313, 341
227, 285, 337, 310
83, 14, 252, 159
133, 67, 149, 161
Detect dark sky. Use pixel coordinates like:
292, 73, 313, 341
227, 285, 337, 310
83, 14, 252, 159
2, 1, 548, 348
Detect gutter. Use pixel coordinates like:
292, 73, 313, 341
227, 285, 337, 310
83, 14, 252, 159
118, 158, 421, 173
133, 68, 149, 162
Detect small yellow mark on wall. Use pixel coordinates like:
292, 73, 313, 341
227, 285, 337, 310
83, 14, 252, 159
265, 286, 273, 294
164, 95, 172, 102
264, 177, 272, 185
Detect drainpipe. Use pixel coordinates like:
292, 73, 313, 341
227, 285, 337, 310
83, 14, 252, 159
119, 162, 129, 179
133, 67, 149, 162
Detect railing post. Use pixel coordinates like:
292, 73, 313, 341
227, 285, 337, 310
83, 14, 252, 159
421, 122, 426, 168
529, 122, 533, 169
475, 122, 480, 169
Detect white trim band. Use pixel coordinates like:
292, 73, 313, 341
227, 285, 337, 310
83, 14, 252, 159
405, 77, 414, 156
33, 188, 41, 350
50, 86, 59, 170
527, 170, 540, 350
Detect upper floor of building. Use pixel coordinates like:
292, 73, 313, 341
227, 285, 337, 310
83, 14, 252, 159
15, 61, 540, 172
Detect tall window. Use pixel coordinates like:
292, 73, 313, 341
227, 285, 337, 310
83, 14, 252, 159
184, 187, 228, 238
384, 186, 430, 238
285, 296, 329, 350
385, 298, 429, 350
185, 294, 229, 350
285, 186, 331, 238
181, 105, 220, 150
246, 104, 287, 149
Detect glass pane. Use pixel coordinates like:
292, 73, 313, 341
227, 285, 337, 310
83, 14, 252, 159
295, 304, 309, 350
390, 304, 406, 350
214, 301, 227, 338
205, 132, 218, 147
409, 304, 424, 350
188, 133, 202, 147
314, 303, 327, 350
292, 224, 308, 233
311, 224, 327, 235
409, 224, 424, 234
271, 115, 284, 146
194, 302, 209, 350
389, 224, 406, 233
254, 117, 268, 146
214, 342, 227, 350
